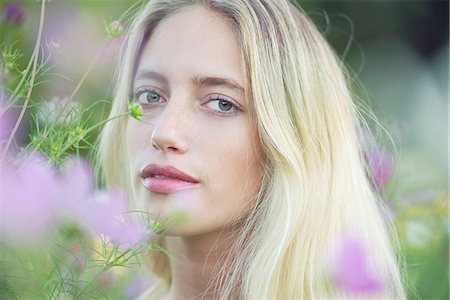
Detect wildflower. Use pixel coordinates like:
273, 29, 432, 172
59, 159, 149, 250
327, 235, 383, 295
111, 218, 150, 251
365, 146, 394, 190
0, 154, 59, 245
58, 158, 94, 219
106, 20, 124, 38
128, 102, 143, 120
2, 3, 26, 25
87, 190, 149, 250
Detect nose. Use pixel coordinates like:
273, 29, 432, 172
150, 100, 189, 154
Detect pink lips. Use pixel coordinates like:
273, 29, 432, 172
140, 164, 199, 194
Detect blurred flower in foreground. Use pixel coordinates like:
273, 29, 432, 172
364, 146, 394, 190
0, 155, 59, 245
59, 159, 150, 250
85, 190, 150, 250
327, 235, 383, 295
0, 154, 150, 250
2, 2, 26, 25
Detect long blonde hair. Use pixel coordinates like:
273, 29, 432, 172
99, 0, 406, 298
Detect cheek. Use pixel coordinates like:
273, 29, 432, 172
204, 124, 263, 205
125, 119, 151, 153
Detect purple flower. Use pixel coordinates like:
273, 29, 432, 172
0, 154, 59, 245
365, 147, 394, 190
3, 3, 26, 25
58, 160, 147, 248
327, 235, 383, 295
85, 190, 149, 250
57, 161, 149, 250
0, 154, 148, 249
58, 158, 94, 215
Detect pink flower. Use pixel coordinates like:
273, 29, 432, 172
58, 159, 149, 250
87, 190, 149, 250
327, 235, 383, 295
365, 147, 394, 190
58, 158, 94, 217
0, 155, 59, 245
0, 154, 149, 249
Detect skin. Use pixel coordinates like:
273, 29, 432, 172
125, 5, 263, 299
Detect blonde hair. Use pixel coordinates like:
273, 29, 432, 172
99, 0, 406, 298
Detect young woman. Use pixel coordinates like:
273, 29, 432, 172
99, 0, 406, 298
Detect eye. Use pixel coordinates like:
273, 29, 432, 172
134, 87, 165, 105
217, 100, 233, 111
204, 94, 242, 116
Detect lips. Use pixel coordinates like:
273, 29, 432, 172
140, 164, 199, 193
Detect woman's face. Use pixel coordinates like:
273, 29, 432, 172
126, 6, 263, 236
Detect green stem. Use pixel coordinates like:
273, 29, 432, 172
57, 111, 129, 156
74, 247, 133, 297
6, 45, 35, 105
1, 0, 46, 161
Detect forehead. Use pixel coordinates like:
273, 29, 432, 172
135, 5, 244, 88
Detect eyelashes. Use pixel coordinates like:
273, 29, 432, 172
204, 94, 242, 115
134, 87, 164, 105
132, 87, 242, 116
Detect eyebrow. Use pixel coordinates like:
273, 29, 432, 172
134, 70, 168, 86
192, 75, 244, 93
134, 70, 244, 93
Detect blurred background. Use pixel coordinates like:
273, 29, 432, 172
1, 0, 448, 299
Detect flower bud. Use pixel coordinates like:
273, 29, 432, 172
128, 102, 143, 121
3, 3, 26, 25
106, 20, 124, 37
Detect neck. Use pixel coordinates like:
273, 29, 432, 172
164, 229, 236, 300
